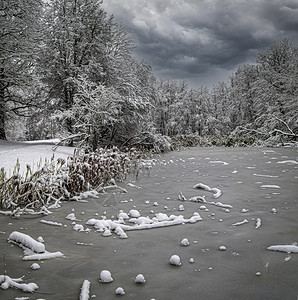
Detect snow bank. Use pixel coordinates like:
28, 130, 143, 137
0, 275, 38, 292
8, 231, 45, 253
79, 280, 91, 300
267, 245, 298, 253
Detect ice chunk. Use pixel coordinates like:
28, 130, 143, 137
30, 263, 40, 270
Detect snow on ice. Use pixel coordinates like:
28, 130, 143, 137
99, 270, 113, 283
267, 245, 298, 253
8, 231, 64, 261
79, 280, 91, 300
0, 275, 38, 292
135, 274, 146, 284
169, 255, 182, 266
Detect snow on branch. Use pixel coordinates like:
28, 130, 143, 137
0, 275, 38, 292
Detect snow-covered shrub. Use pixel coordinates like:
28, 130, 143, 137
0, 147, 149, 216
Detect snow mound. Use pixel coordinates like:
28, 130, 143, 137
115, 287, 125, 295
169, 255, 182, 266
30, 263, 41, 270
180, 238, 190, 246
129, 209, 141, 218
99, 270, 113, 283
135, 274, 146, 284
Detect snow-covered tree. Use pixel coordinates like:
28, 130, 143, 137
0, 0, 43, 140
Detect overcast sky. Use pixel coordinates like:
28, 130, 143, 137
103, 0, 298, 88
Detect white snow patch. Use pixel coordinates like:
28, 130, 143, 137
135, 274, 146, 284
219, 246, 227, 251
232, 219, 248, 226
277, 160, 298, 165
80, 280, 90, 300
209, 161, 229, 165
193, 183, 222, 198
180, 238, 190, 246
128, 209, 141, 218
261, 185, 281, 189
30, 263, 40, 270
169, 255, 181, 266
8, 231, 45, 253
99, 270, 113, 283
253, 173, 279, 178
271, 208, 277, 214
255, 218, 262, 229
115, 287, 125, 295
267, 245, 298, 253
0, 275, 38, 292
40, 219, 63, 227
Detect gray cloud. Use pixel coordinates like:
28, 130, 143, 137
103, 0, 298, 87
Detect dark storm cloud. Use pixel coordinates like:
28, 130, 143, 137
103, 0, 298, 87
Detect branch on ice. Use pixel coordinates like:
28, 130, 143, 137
193, 183, 222, 198
8, 231, 64, 260
8, 231, 45, 253
0, 275, 38, 292
267, 245, 298, 253
232, 219, 248, 226
86, 212, 202, 238
79, 280, 91, 300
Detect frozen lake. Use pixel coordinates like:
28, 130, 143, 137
1, 146, 297, 299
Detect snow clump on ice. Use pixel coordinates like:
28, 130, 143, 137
135, 274, 146, 284
169, 255, 182, 266
219, 246, 227, 251
180, 238, 190, 246
99, 270, 113, 283
128, 209, 141, 218
30, 263, 41, 270
115, 287, 126, 295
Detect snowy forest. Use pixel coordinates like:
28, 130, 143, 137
1, 0, 298, 151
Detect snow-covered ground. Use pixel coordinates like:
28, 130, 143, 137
0, 139, 74, 175
0, 142, 297, 299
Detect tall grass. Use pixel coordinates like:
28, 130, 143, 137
0, 147, 148, 217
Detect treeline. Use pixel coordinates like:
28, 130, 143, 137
1, 0, 297, 151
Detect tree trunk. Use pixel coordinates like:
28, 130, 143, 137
0, 79, 6, 140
